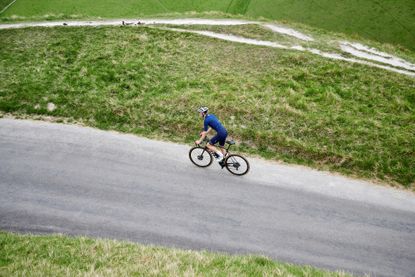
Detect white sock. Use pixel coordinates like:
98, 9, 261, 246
216, 152, 223, 160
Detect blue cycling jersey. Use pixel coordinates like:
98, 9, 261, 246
204, 114, 227, 135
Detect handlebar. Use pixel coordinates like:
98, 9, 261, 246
196, 136, 209, 146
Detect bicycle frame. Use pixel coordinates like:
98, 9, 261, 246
190, 135, 249, 175
199, 137, 232, 156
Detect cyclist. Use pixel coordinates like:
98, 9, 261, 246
195, 106, 228, 162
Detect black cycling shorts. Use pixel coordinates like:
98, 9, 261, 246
209, 132, 228, 147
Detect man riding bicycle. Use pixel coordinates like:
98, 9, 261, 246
195, 106, 228, 162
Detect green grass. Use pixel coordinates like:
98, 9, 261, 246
163, 24, 345, 55
0, 0, 232, 19
0, 231, 351, 276
167, 24, 304, 45
0, 0, 414, 51
246, 0, 415, 52
163, 22, 415, 66
0, 26, 414, 188
0, 27, 415, 189
0, 0, 13, 11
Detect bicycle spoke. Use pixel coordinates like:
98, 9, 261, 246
189, 146, 213, 167
225, 154, 249, 175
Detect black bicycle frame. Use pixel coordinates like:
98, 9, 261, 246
201, 139, 232, 156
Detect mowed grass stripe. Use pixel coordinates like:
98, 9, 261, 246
0, 0, 14, 13
245, 0, 415, 51
0, 0, 177, 18
0, 26, 414, 188
0, 0, 233, 18
1, 0, 414, 51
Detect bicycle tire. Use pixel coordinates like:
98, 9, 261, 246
189, 146, 213, 167
225, 154, 250, 176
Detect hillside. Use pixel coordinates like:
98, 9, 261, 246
1, 1, 414, 275
1, 0, 414, 51
1, 25, 414, 188
243, 0, 415, 52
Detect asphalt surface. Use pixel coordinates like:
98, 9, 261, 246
1, 118, 414, 276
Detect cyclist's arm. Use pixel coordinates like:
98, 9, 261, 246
201, 127, 212, 137
196, 127, 212, 145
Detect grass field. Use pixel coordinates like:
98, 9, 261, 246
164, 23, 415, 69
1, 0, 414, 51
0, 231, 351, 276
0, 25, 414, 188
245, 0, 415, 52
0, 0, 13, 11
0, 0, 232, 18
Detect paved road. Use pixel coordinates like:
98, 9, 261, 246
1, 119, 414, 276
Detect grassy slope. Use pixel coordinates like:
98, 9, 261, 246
0, 0, 168, 18
245, 0, 415, 51
0, 0, 13, 11
160, 0, 231, 13
0, 0, 232, 18
165, 23, 415, 66
1, 0, 414, 51
0, 232, 350, 276
0, 26, 414, 188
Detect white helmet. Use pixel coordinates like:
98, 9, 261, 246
197, 106, 208, 113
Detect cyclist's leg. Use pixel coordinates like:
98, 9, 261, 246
208, 134, 223, 160
218, 133, 228, 156
206, 143, 217, 152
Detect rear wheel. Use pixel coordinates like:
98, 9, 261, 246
225, 154, 250, 175
189, 146, 213, 167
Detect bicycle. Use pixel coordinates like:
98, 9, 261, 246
189, 137, 250, 176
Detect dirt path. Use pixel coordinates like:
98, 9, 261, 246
1, 18, 414, 77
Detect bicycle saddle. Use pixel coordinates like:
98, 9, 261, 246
226, 140, 235, 145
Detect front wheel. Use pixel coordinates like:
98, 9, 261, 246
225, 154, 250, 176
189, 146, 213, 167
